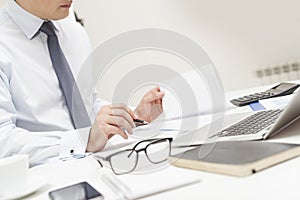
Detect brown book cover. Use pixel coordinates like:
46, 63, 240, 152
169, 141, 300, 177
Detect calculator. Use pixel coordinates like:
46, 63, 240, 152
230, 82, 300, 107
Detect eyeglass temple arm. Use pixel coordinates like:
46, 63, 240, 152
130, 139, 158, 151
128, 138, 173, 158
127, 139, 158, 158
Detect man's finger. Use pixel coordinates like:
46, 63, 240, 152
144, 90, 165, 102
104, 124, 128, 139
106, 115, 133, 135
107, 108, 136, 128
110, 103, 136, 119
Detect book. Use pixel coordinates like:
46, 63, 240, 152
169, 141, 300, 177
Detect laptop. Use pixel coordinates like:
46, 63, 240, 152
208, 90, 300, 141
173, 90, 300, 145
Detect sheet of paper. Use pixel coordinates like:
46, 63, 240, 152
30, 156, 201, 200
259, 94, 294, 110
95, 165, 200, 200
93, 135, 138, 158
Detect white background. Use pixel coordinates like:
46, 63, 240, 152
1, 0, 300, 92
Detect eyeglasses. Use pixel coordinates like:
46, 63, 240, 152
99, 138, 173, 175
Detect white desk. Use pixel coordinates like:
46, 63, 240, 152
27, 152, 300, 200
27, 82, 300, 200
143, 156, 300, 200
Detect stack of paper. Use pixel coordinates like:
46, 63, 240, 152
94, 166, 200, 200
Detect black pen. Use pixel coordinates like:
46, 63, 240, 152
133, 119, 149, 126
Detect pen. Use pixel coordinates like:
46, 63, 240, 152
120, 119, 149, 132
133, 118, 149, 126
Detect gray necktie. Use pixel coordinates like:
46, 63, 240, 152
40, 21, 91, 129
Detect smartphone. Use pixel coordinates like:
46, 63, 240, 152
49, 182, 104, 200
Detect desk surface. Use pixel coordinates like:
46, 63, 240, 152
27, 82, 300, 200
144, 156, 300, 200
28, 154, 300, 200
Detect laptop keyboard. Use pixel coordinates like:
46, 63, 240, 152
211, 109, 283, 138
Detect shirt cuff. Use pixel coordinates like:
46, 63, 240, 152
93, 98, 111, 116
59, 127, 91, 160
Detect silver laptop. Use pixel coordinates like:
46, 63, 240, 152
207, 90, 300, 142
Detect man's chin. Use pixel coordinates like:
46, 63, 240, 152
51, 11, 70, 20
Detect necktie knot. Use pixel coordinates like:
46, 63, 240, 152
40, 21, 56, 37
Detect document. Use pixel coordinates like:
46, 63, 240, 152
29, 156, 200, 200
259, 94, 294, 110
94, 166, 200, 200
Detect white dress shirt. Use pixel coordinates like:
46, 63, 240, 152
0, 1, 105, 165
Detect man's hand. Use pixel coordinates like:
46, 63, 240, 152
86, 87, 164, 152
86, 104, 136, 152
134, 87, 165, 122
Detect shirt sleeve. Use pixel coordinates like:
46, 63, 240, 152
0, 69, 90, 167
93, 96, 111, 116
92, 95, 136, 115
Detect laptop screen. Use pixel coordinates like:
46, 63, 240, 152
265, 91, 300, 138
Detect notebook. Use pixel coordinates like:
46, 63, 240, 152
169, 141, 300, 177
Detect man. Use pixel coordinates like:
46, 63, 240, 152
0, 0, 164, 165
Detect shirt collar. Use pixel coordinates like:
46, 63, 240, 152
5, 0, 60, 39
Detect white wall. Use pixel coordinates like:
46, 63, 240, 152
74, 0, 300, 91
0, 0, 5, 7
1, 0, 299, 91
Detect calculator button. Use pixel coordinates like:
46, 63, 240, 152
242, 96, 252, 100
237, 98, 247, 101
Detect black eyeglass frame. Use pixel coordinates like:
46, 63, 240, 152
100, 138, 173, 175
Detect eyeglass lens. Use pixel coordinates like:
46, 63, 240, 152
110, 149, 138, 175
146, 139, 171, 164
109, 139, 171, 175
